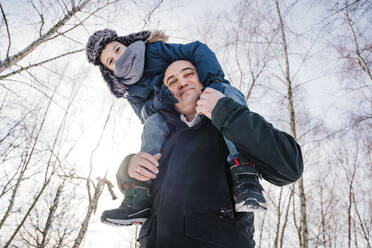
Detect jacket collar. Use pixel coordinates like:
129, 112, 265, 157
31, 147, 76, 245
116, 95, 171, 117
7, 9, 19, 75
160, 108, 208, 130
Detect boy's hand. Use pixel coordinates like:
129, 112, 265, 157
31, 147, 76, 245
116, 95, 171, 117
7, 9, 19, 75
196, 87, 225, 119
128, 152, 161, 181
153, 85, 178, 111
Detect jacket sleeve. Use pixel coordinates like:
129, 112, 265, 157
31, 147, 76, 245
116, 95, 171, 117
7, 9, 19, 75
152, 41, 226, 86
126, 95, 146, 124
211, 97, 303, 186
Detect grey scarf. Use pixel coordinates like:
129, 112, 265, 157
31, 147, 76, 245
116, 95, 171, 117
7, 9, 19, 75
114, 40, 146, 85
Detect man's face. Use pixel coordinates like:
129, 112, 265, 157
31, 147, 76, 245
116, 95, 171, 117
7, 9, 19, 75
100, 41, 127, 72
163, 60, 203, 116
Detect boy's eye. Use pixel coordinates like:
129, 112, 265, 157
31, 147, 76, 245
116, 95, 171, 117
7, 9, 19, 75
116, 47, 120, 52
109, 59, 113, 65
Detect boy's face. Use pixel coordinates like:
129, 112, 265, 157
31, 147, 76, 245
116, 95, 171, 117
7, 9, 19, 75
100, 41, 127, 72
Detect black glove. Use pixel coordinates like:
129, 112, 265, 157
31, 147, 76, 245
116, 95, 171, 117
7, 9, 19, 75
152, 85, 178, 111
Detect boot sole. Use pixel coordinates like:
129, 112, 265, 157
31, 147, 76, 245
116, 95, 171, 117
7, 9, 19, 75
101, 217, 147, 226
235, 198, 267, 213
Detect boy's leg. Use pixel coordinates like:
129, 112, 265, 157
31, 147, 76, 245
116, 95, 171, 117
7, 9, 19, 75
101, 113, 169, 226
140, 113, 169, 155
221, 83, 267, 212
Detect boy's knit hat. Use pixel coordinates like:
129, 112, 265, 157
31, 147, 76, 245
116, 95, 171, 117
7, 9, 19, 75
85, 29, 151, 97
86, 29, 151, 66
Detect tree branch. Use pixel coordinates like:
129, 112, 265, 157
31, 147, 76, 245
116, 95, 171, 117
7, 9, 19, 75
29, 0, 45, 37
0, 49, 84, 80
0, 3, 11, 60
141, 0, 164, 29
0, 0, 92, 74
45, 0, 120, 44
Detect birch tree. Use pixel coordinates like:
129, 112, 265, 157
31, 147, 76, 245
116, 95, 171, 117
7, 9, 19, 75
0, 0, 166, 247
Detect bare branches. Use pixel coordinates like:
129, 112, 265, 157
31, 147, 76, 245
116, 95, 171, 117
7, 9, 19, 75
102, 177, 117, 200
29, 0, 46, 37
0, 3, 11, 60
71, 103, 114, 247
0, 0, 369, 247
2, 79, 61, 242
141, 0, 164, 29
344, 1, 372, 82
0, 0, 168, 246
0, 49, 84, 81
39, 181, 64, 248
273, 1, 309, 247
0, 0, 92, 74
45, 0, 120, 44
72, 177, 106, 248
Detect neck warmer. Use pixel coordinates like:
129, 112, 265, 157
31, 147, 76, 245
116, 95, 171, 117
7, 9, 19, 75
114, 40, 146, 85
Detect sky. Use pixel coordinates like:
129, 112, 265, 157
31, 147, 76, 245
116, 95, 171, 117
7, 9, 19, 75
0, 0, 363, 247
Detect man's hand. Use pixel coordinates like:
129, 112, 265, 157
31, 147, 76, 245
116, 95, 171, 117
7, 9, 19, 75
196, 87, 225, 119
128, 152, 161, 181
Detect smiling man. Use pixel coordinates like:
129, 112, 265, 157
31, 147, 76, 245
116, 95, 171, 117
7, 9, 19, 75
163, 61, 203, 121
119, 60, 303, 247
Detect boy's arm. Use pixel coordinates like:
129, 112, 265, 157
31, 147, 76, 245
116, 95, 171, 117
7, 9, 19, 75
127, 87, 177, 123
153, 41, 227, 86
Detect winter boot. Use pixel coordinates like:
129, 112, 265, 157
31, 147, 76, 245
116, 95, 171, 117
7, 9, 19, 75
101, 181, 152, 226
229, 156, 267, 212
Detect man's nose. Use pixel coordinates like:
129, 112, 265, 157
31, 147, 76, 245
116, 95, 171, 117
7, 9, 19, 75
179, 78, 188, 87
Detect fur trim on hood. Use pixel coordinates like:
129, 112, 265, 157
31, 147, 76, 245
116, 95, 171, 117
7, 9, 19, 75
148, 30, 168, 44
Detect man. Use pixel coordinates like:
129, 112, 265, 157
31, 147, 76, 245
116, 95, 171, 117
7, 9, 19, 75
118, 60, 303, 247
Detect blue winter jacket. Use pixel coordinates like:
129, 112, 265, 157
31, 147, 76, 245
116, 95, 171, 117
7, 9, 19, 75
125, 41, 227, 123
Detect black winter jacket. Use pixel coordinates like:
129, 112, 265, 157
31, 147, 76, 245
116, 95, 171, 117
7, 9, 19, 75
138, 97, 303, 248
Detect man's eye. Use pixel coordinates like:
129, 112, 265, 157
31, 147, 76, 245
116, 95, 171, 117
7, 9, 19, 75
168, 81, 176, 86
186, 72, 194, 77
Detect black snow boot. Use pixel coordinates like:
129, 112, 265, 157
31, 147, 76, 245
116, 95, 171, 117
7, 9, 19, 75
229, 156, 267, 212
101, 181, 152, 226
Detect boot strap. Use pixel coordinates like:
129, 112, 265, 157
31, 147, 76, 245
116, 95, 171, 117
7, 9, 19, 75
230, 165, 262, 179
234, 176, 264, 191
124, 186, 151, 197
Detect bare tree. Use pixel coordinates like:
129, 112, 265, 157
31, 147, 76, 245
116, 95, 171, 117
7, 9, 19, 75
0, 84, 58, 232
315, 0, 372, 131
0, 0, 119, 78
72, 103, 114, 248
216, 0, 274, 103
271, 1, 310, 246
0, 0, 167, 246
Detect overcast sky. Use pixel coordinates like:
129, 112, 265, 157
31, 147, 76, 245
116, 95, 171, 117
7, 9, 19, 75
1, 0, 367, 247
